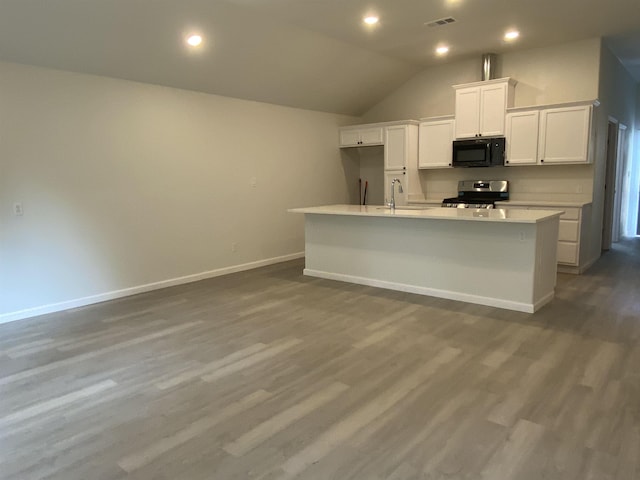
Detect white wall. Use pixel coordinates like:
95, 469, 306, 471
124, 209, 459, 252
359, 38, 602, 206
361, 38, 601, 123
339, 147, 385, 206
592, 42, 638, 255
623, 86, 640, 236
0, 62, 356, 321
632, 88, 640, 235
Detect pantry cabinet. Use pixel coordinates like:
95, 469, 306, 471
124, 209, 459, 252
384, 123, 420, 206
505, 103, 594, 166
418, 117, 455, 169
338, 121, 421, 206
453, 78, 516, 139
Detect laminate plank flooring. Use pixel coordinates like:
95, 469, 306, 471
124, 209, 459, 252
1, 238, 640, 479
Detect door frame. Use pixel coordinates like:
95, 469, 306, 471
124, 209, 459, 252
612, 124, 627, 242
602, 118, 619, 251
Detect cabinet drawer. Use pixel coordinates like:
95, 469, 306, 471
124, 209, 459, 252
558, 220, 579, 242
559, 208, 579, 220
557, 241, 578, 265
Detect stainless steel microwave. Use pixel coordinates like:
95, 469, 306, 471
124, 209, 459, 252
452, 137, 505, 168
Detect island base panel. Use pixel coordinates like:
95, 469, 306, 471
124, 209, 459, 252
302, 214, 558, 313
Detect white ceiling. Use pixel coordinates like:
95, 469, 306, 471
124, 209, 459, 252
0, 0, 638, 116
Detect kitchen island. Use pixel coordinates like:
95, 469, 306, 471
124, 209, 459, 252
288, 205, 563, 313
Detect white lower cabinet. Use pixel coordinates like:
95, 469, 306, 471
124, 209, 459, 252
497, 203, 591, 272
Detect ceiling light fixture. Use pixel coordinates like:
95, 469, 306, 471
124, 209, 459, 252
504, 30, 520, 41
363, 15, 379, 25
436, 45, 450, 55
187, 34, 203, 47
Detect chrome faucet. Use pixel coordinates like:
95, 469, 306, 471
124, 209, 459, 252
387, 178, 403, 209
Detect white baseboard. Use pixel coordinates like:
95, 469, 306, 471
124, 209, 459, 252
0, 252, 304, 325
557, 254, 599, 275
304, 268, 539, 313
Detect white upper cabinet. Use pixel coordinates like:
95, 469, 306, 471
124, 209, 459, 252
505, 110, 539, 165
418, 117, 455, 169
384, 124, 411, 170
480, 83, 511, 136
538, 105, 592, 164
453, 78, 516, 139
339, 126, 384, 147
505, 102, 594, 166
454, 87, 481, 139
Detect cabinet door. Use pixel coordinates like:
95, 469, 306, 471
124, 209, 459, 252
383, 170, 407, 206
505, 110, 539, 165
339, 129, 360, 147
384, 125, 409, 170
454, 87, 480, 139
359, 127, 384, 146
539, 105, 592, 164
418, 120, 454, 168
479, 83, 507, 136
557, 242, 578, 265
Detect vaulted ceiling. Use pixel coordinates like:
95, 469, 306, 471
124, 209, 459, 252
0, 0, 638, 116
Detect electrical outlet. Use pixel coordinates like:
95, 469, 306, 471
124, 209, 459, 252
519, 231, 525, 242
249, 177, 257, 188
231, 242, 238, 252
13, 202, 23, 216
576, 184, 583, 194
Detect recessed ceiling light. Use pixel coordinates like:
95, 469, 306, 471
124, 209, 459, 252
187, 34, 203, 47
436, 45, 450, 55
504, 30, 520, 41
363, 15, 379, 25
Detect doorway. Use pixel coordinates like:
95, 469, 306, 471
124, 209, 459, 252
612, 124, 627, 242
602, 119, 619, 251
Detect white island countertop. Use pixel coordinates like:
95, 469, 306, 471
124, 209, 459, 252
289, 204, 563, 224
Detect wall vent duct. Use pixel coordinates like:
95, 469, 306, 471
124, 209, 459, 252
482, 53, 497, 81
425, 17, 456, 28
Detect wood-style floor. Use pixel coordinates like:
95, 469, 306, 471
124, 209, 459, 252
1, 239, 639, 480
